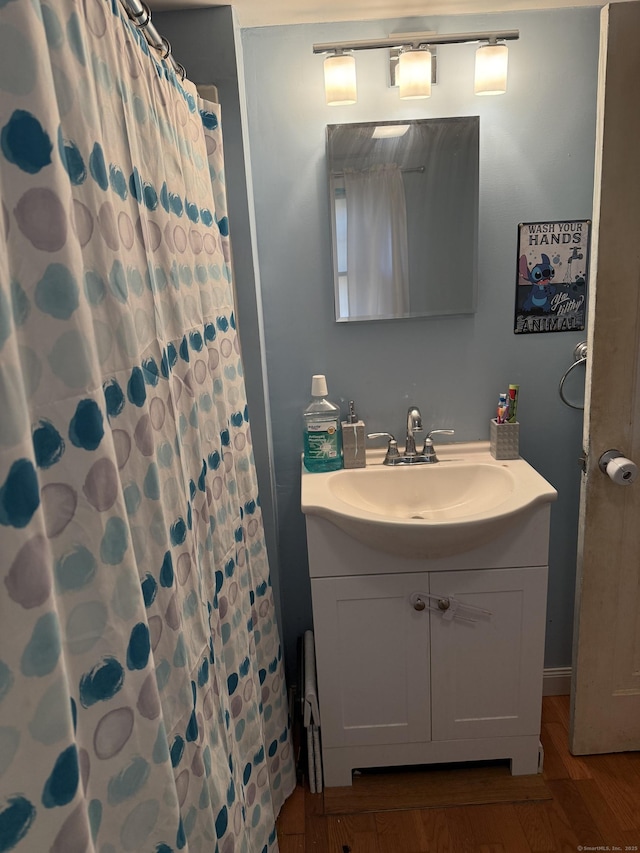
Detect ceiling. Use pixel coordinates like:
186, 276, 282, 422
149, 0, 604, 29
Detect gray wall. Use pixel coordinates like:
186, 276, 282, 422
239, 8, 599, 677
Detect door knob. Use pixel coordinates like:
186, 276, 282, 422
413, 597, 426, 611
598, 450, 638, 485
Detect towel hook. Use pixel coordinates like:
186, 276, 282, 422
559, 341, 587, 410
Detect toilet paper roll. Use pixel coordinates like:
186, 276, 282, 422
606, 456, 638, 485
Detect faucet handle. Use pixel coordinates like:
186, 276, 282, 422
424, 429, 455, 443
421, 429, 455, 461
367, 432, 400, 464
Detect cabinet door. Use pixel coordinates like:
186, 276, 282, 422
311, 573, 431, 748
430, 566, 547, 742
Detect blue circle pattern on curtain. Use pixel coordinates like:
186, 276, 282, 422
0, 1, 295, 851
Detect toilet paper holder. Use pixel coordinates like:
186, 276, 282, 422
598, 449, 638, 485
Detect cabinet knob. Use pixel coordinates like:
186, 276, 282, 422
413, 597, 426, 611
437, 598, 451, 611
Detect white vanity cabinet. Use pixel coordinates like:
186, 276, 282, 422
429, 566, 547, 745
311, 572, 433, 750
306, 505, 552, 788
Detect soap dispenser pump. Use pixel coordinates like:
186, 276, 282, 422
342, 400, 366, 469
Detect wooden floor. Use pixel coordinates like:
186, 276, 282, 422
276, 695, 640, 852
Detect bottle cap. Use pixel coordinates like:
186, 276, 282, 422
311, 374, 328, 396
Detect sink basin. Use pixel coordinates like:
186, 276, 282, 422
329, 462, 514, 521
301, 441, 557, 558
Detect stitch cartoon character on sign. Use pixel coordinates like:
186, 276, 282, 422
514, 220, 591, 334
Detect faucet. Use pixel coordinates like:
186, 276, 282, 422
367, 406, 455, 464
405, 406, 423, 457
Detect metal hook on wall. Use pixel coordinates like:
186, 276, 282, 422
559, 341, 587, 410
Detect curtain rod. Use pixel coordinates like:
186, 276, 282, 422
120, 0, 187, 80
332, 165, 425, 177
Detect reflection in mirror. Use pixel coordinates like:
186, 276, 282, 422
327, 117, 479, 322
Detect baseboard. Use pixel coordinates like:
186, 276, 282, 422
543, 666, 572, 696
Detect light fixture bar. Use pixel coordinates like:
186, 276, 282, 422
312, 29, 519, 54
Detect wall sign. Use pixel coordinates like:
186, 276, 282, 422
514, 220, 591, 334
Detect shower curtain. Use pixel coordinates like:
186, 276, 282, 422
0, 2, 295, 851
344, 164, 409, 318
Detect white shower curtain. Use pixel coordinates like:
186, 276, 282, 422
0, 1, 294, 851
344, 164, 410, 318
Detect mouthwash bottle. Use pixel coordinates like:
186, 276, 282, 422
303, 375, 343, 472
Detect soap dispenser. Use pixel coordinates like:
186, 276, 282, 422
341, 400, 366, 469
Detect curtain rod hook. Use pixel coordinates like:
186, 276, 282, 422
158, 36, 172, 60
128, 2, 151, 29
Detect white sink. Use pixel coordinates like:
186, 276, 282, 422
301, 441, 557, 558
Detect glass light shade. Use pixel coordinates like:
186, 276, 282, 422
324, 54, 357, 105
398, 49, 432, 99
474, 43, 508, 95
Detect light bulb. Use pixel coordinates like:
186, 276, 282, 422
398, 49, 432, 99
324, 53, 357, 105
474, 43, 508, 96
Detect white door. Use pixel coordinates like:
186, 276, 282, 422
430, 567, 547, 742
310, 573, 431, 747
570, 1, 640, 754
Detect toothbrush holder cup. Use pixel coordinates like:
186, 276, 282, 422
490, 418, 520, 460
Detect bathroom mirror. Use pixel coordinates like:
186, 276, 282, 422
327, 116, 479, 322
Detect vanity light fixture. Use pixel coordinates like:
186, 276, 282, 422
313, 29, 519, 104
398, 48, 432, 99
324, 50, 357, 105
474, 40, 509, 95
